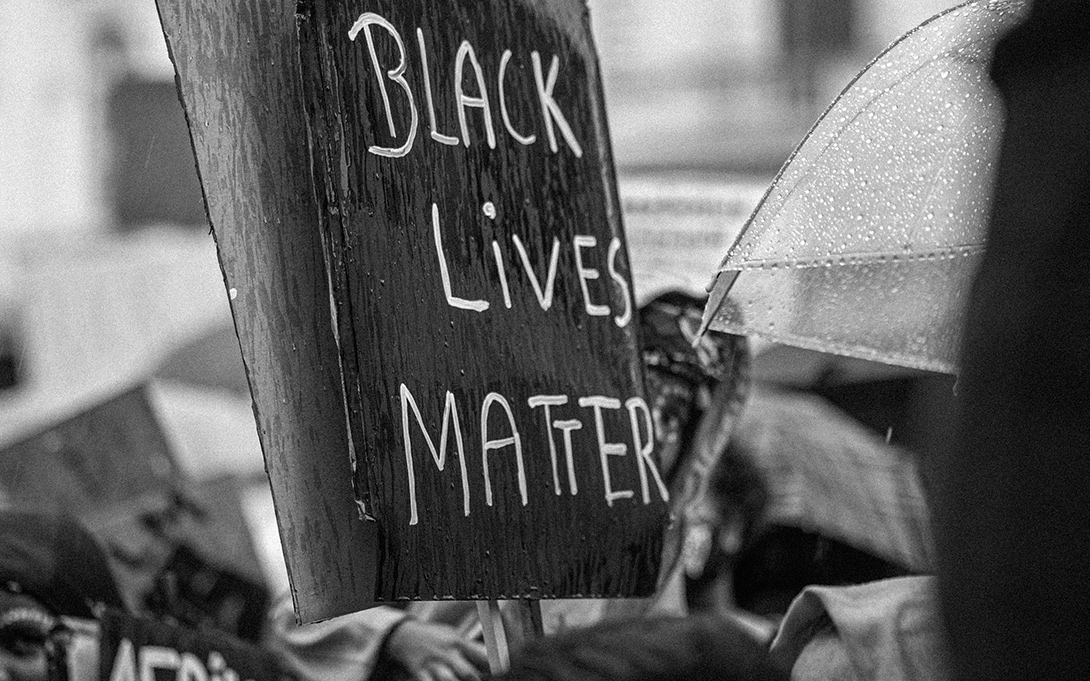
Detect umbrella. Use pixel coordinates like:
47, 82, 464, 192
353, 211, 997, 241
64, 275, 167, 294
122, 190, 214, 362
701, 0, 1027, 374
733, 387, 935, 572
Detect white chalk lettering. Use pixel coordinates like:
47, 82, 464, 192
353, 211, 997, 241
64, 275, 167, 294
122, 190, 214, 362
499, 49, 536, 146
608, 237, 633, 328
573, 235, 610, 317
348, 14, 418, 158
492, 241, 513, 309
206, 652, 226, 681
531, 51, 584, 157
108, 641, 247, 681
432, 203, 489, 312
528, 395, 569, 495
455, 41, 497, 149
416, 28, 459, 145
578, 396, 634, 506
553, 419, 583, 495
178, 654, 208, 681
481, 392, 527, 507
512, 234, 560, 311
625, 397, 668, 503
389, 386, 662, 518
139, 646, 180, 681
401, 384, 471, 526
109, 639, 137, 681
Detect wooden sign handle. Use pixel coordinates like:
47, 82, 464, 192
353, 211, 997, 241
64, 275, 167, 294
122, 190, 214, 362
507, 599, 544, 647
477, 600, 509, 675
476, 599, 544, 675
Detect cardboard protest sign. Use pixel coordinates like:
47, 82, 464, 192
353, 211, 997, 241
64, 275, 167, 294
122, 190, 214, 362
297, 0, 666, 600
0, 386, 176, 513
155, 0, 381, 621
99, 609, 294, 681
0, 386, 271, 640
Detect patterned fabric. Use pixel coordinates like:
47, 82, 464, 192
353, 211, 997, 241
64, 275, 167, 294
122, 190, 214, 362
639, 292, 752, 612
639, 291, 748, 487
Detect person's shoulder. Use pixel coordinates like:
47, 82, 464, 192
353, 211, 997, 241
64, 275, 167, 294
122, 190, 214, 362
771, 577, 946, 681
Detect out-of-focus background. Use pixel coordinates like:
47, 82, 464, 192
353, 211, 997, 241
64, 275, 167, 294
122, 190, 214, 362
0, 0, 953, 598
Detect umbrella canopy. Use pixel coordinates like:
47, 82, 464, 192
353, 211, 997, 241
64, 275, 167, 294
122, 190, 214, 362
734, 387, 935, 572
701, 0, 1027, 374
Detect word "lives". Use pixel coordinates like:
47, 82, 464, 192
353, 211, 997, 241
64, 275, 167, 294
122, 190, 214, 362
432, 202, 633, 326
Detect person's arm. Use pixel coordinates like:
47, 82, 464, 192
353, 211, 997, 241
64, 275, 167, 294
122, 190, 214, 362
377, 619, 489, 681
266, 598, 408, 681
267, 596, 487, 681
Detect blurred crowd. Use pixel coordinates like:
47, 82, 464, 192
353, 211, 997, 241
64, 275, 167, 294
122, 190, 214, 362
0, 289, 947, 681
4, 2, 1090, 681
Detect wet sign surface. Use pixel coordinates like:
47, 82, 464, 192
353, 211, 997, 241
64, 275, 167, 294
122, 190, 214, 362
157, 0, 380, 622
298, 0, 665, 600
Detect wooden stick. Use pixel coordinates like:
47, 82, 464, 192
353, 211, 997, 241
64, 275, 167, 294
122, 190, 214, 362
506, 598, 544, 652
477, 600, 509, 675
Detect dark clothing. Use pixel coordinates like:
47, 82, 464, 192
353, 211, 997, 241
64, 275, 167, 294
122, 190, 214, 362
934, 3, 1090, 680
0, 511, 125, 617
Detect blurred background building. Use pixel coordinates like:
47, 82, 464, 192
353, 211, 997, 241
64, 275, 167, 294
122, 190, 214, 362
0, 0, 956, 593
596, 0, 952, 171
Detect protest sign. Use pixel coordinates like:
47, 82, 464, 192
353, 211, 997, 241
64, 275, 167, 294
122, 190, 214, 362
0, 386, 176, 513
159, 0, 666, 611
297, 0, 665, 600
0, 385, 270, 639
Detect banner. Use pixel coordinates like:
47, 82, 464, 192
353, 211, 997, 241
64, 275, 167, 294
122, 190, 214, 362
99, 610, 293, 681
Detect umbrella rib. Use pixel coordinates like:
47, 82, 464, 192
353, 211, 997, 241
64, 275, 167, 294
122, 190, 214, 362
727, 243, 984, 271
713, 324, 957, 375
